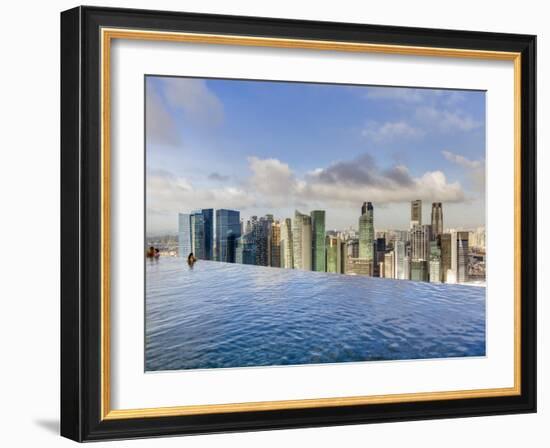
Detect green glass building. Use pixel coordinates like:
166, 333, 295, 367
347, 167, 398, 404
310, 210, 326, 272
326, 235, 342, 274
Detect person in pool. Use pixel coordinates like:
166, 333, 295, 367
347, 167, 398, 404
146, 246, 155, 259
187, 252, 197, 267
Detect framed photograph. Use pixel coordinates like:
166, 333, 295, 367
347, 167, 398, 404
60, 6, 536, 441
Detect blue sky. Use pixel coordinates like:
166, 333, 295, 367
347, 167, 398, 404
146, 76, 486, 235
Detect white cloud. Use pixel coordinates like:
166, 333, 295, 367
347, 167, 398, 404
147, 155, 468, 234
415, 106, 481, 132
147, 169, 255, 219
442, 150, 485, 193
302, 155, 464, 205
360, 87, 482, 144
145, 78, 223, 148
442, 150, 482, 169
362, 121, 424, 142
247, 156, 296, 197
161, 77, 223, 125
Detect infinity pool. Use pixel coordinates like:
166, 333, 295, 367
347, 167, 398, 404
145, 258, 485, 371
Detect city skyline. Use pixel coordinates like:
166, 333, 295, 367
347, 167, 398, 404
146, 76, 486, 235
171, 199, 486, 285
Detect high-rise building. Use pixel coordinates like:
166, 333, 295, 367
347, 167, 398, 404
326, 235, 342, 273
384, 251, 395, 279
403, 255, 411, 280
264, 214, 274, 266
457, 231, 469, 283
235, 232, 257, 265
374, 237, 386, 277
410, 224, 431, 261
394, 240, 406, 280
292, 211, 312, 270
346, 258, 374, 276
178, 213, 191, 258
190, 209, 213, 260
440, 233, 453, 282
246, 215, 270, 266
470, 227, 486, 249
359, 202, 374, 262
410, 260, 429, 281
347, 238, 359, 258
270, 221, 281, 268
411, 199, 422, 227
215, 209, 241, 263
430, 203, 443, 240
190, 212, 206, 259
311, 210, 326, 272
429, 240, 441, 283
340, 240, 347, 274
280, 218, 293, 269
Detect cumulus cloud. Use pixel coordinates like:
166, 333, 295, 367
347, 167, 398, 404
247, 157, 296, 195
362, 121, 424, 142
145, 77, 223, 147
442, 150, 482, 169
442, 150, 485, 192
245, 154, 464, 207
302, 154, 464, 205
147, 154, 467, 233
147, 169, 255, 218
161, 77, 223, 126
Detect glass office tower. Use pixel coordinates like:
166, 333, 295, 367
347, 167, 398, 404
310, 210, 326, 272
215, 209, 241, 263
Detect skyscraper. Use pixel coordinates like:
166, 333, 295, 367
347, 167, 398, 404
358, 202, 374, 262
247, 215, 270, 266
311, 210, 326, 272
394, 240, 406, 280
429, 240, 441, 282
440, 233, 453, 282
430, 202, 443, 240
215, 209, 241, 263
411, 199, 422, 227
190, 209, 213, 260
346, 258, 373, 276
384, 251, 395, 279
347, 238, 359, 258
326, 235, 342, 274
190, 212, 206, 259
457, 231, 469, 283
292, 210, 312, 270
280, 218, 293, 269
270, 221, 281, 268
411, 260, 429, 281
410, 224, 431, 261
374, 236, 386, 277
235, 232, 257, 265
178, 213, 191, 258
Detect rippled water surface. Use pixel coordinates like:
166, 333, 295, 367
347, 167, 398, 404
145, 258, 485, 371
